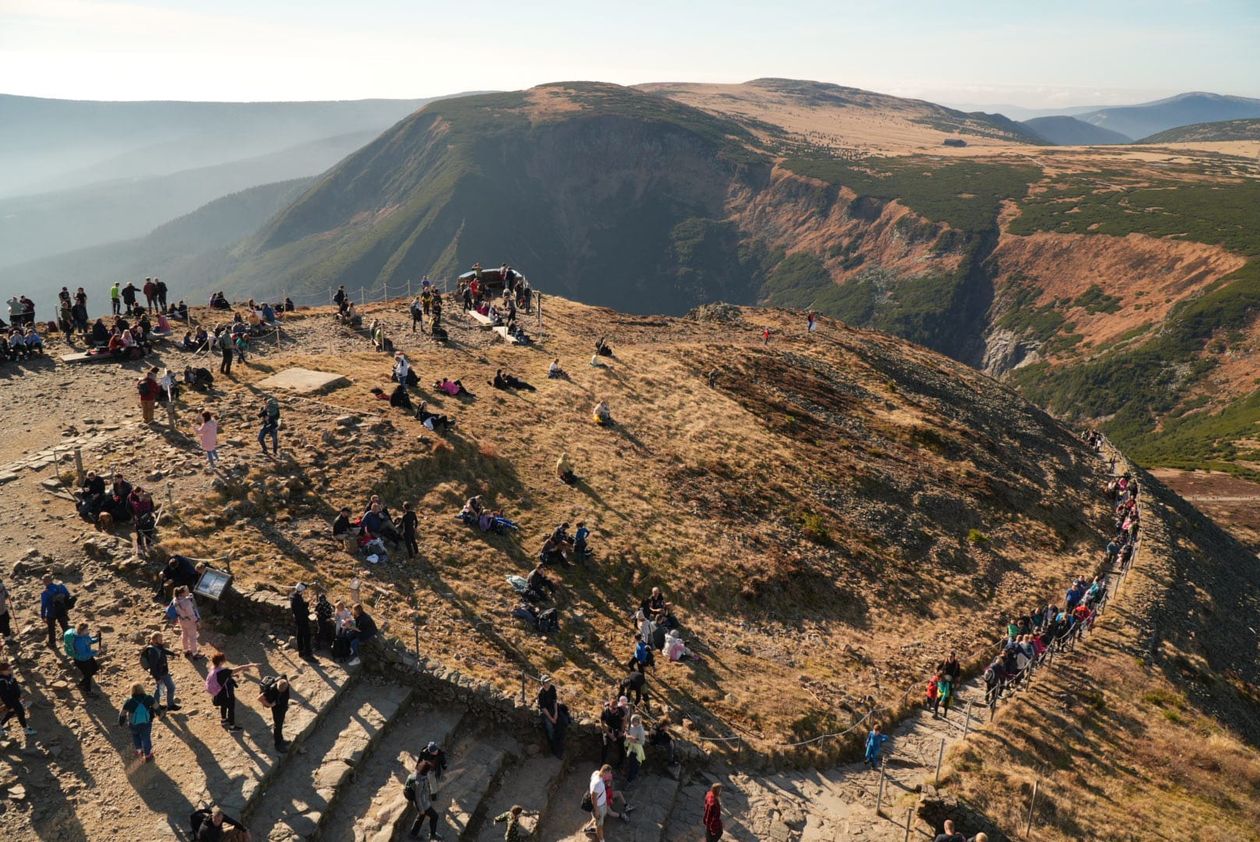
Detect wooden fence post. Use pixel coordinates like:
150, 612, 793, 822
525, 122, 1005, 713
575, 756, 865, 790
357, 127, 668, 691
73, 447, 85, 485
1025, 778, 1040, 839
904, 807, 913, 842
963, 701, 973, 739
875, 755, 888, 814
935, 737, 945, 786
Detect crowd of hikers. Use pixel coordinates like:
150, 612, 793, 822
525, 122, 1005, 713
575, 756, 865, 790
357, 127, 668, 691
857, 431, 1136, 842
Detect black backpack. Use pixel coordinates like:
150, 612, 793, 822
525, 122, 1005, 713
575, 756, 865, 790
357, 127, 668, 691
140, 646, 156, 673
190, 807, 212, 835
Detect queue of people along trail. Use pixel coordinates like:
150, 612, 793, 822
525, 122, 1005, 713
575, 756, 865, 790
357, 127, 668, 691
2, 273, 1129, 841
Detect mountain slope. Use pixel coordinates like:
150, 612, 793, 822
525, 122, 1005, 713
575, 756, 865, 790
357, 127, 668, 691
1022, 115, 1132, 145
1141, 117, 1260, 143
0, 177, 312, 303
224, 84, 773, 313
0, 94, 441, 197
0, 131, 376, 270
1077, 92, 1260, 140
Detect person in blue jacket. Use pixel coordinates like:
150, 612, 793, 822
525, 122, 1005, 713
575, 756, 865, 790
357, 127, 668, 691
40, 574, 73, 648
864, 723, 889, 770
64, 622, 101, 695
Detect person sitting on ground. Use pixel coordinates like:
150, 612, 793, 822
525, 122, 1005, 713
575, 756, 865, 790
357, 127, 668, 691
339, 302, 361, 327
492, 369, 535, 391
260, 302, 276, 325
457, 495, 484, 525
209, 292, 230, 310
555, 451, 576, 484
482, 509, 519, 534
547, 358, 565, 379
394, 352, 417, 386
175, 301, 189, 321
388, 383, 414, 411
361, 500, 401, 546
592, 400, 612, 426
332, 507, 354, 537
642, 587, 674, 628
595, 336, 613, 357
415, 401, 455, 433
524, 564, 557, 603
89, 318, 109, 346
348, 603, 376, 666
434, 377, 470, 397
573, 522, 591, 558
663, 628, 692, 662
23, 326, 43, 355
633, 633, 655, 671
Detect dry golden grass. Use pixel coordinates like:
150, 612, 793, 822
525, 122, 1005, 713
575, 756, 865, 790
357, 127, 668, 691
157, 296, 1111, 756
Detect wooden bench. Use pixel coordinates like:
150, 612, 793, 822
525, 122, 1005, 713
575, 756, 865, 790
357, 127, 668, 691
492, 326, 521, 345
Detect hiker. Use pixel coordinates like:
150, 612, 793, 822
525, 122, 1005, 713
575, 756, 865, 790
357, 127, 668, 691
196, 411, 221, 470
933, 819, 967, 842
405, 758, 443, 839
401, 502, 419, 559
173, 585, 203, 659
418, 740, 448, 783
348, 603, 376, 666
556, 451, 576, 484
0, 662, 35, 737
40, 574, 73, 648
492, 369, 535, 391
925, 672, 940, 714
547, 358, 566, 379
118, 682, 160, 761
110, 282, 122, 315
600, 696, 627, 766
142, 632, 181, 711
334, 285, 347, 311
586, 763, 622, 841
258, 398, 280, 456
138, 367, 161, 424
233, 332, 248, 364
649, 715, 678, 765
524, 565, 557, 604
206, 653, 258, 731
361, 500, 401, 546
192, 806, 250, 842
762, 326, 771, 345
492, 805, 528, 842
257, 675, 291, 751
395, 352, 417, 387
592, 400, 612, 426
0, 580, 10, 645
158, 367, 180, 429
863, 723, 888, 769
291, 584, 314, 660
217, 329, 233, 375
703, 782, 723, 841
64, 622, 102, 695
538, 681, 564, 756
122, 281, 139, 313
573, 522, 591, 558
807, 310, 817, 334
594, 336, 613, 357
621, 663, 649, 710
410, 296, 424, 332
936, 672, 953, 718
144, 278, 157, 312
941, 652, 961, 686
433, 377, 470, 397
633, 633, 655, 671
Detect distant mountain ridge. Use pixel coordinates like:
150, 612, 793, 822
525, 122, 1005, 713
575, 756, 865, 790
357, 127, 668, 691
1140, 117, 1260, 143
1076, 92, 1260, 141
0, 94, 451, 197
1021, 115, 1132, 145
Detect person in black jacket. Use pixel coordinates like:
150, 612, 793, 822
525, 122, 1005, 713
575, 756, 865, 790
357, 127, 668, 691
0, 662, 35, 736
348, 603, 376, 667
418, 740, 448, 782
291, 584, 313, 660
257, 676, 291, 751
192, 806, 249, 842
143, 632, 181, 711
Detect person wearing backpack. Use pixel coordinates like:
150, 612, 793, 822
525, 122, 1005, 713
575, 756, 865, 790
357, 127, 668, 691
64, 622, 101, 695
936, 673, 954, 719
404, 758, 443, 839
206, 653, 258, 732
258, 398, 280, 456
142, 632, 181, 711
40, 573, 73, 648
257, 675, 291, 751
0, 661, 36, 737
118, 682, 160, 761
137, 367, 161, 424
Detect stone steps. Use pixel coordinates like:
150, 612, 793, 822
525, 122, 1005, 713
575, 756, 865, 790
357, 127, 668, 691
416, 724, 517, 840
245, 678, 413, 839
144, 639, 353, 821
541, 761, 685, 842
468, 753, 566, 842
324, 702, 467, 842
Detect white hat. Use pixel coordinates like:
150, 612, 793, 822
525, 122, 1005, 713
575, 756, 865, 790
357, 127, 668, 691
294, 583, 307, 593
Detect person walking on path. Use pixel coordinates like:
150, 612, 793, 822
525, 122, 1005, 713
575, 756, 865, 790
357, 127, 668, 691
405, 758, 443, 839
218, 329, 233, 376
410, 296, 424, 332
64, 622, 102, 695
118, 682, 160, 762
258, 398, 280, 456
807, 310, 817, 335
138, 367, 161, 424
205, 653, 258, 732
585, 763, 621, 841
110, 282, 121, 316
142, 632, 181, 711
492, 805, 528, 841
762, 327, 771, 345
173, 585, 202, 659
257, 674, 291, 751
703, 782, 724, 842
196, 411, 220, 471
401, 502, 419, 560
863, 723, 888, 770
0, 579, 13, 645
0, 662, 36, 736
936, 672, 954, 719
290, 584, 313, 660
40, 574, 73, 648
158, 368, 179, 431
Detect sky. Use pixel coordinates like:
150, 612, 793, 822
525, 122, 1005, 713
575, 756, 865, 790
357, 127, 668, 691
1, 0, 1258, 108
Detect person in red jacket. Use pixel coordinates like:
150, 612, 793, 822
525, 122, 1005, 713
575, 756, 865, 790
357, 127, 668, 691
703, 782, 723, 841
137, 367, 161, 423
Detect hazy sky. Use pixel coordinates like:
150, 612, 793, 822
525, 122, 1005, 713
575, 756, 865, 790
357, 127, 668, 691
2, 0, 1258, 107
